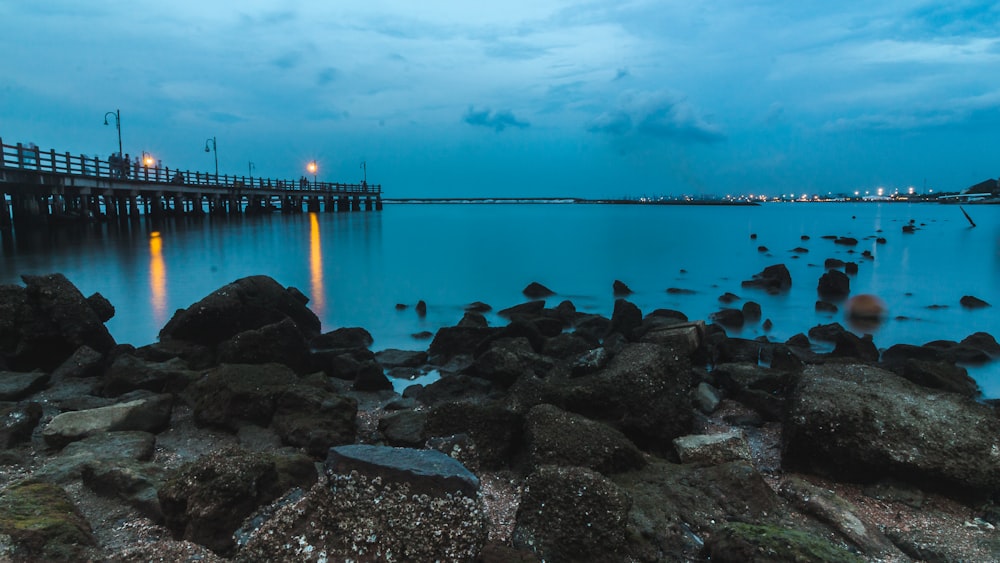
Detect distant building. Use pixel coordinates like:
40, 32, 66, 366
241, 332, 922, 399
965, 178, 999, 195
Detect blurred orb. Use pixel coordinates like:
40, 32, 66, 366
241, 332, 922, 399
846, 294, 887, 331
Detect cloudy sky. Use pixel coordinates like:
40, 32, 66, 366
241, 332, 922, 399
2, 1, 999, 198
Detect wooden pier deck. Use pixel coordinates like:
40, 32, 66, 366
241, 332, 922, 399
0, 139, 382, 230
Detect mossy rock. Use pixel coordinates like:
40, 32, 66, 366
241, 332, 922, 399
705, 522, 864, 563
0, 480, 95, 560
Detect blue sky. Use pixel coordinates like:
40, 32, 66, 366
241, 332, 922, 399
2, 1, 999, 198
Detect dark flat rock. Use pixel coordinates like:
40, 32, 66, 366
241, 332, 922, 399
327, 444, 480, 497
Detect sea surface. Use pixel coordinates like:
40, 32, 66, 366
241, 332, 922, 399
3, 202, 999, 398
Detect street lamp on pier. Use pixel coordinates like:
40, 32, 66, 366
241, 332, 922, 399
204, 137, 218, 177
248, 161, 255, 177
103, 109, 123, 157
360, 160, 367, 185
142, 151, 154, 167
307, 161, 317, 187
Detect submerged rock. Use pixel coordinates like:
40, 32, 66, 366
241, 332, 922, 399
741, 264, 792, 293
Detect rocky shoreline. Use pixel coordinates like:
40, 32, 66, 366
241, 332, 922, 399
0, 271, 998, 561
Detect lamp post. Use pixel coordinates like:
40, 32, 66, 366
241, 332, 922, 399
360, 160, 367, 186
103, 109, 122, 158
248, 161, 255, 177
307, 161, 318, 188
204, 137, 218, 177
142, 151, 153, 167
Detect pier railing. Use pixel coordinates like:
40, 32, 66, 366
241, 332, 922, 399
0, 138, 380, 195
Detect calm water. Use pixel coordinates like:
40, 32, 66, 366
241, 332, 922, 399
3, 202, 999, 397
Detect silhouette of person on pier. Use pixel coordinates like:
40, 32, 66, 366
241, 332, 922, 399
109, 153, 120, 178
122, 154, 131, 178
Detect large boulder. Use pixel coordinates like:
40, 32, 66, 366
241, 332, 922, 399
270, 384, 358, 457
607, 298, 643, 340
509, 343, 694, 454
217, 318, 312, 374
470, 337, 554, 388
0, 481, 96, 560
817, 270, 850, 298
188, 363, 298, 432
513, 465, 631, 563
0, 274, 116, 371
236, 446, 486, 562
424, 401, 524, 470
524, 404, 646, 474
159, 276, 320, 347
101, 354, 197, 397
783, 363, 1000, 498
42, 394, 173, 449
159, 447, 316, 556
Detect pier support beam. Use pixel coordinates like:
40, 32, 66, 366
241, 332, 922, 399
351, 195, 361, 211
0, 193, 11, 231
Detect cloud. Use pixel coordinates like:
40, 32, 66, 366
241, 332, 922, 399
271, 51, 302, 70
316, 67, 338, 86
463, 107, 530, 132
587, 90, 725, 143
613, 67, 630, 81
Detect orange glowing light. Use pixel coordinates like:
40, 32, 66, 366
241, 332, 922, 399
149, 231, 167, 326
307, 161, 317, 174
143, 155, 154, 167
309, 213, 324, 315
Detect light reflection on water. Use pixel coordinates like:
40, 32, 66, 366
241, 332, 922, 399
1, 203, 998, 397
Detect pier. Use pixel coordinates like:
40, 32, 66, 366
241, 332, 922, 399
0, 139, 382, 231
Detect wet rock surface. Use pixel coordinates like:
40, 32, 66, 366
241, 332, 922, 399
0, 273, 996, 562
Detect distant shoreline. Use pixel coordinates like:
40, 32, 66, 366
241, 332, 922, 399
383, 197, 761, 206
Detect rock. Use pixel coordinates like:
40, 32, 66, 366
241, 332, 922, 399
160, 447, 317, 556
960, 295, 991, 309
465, 301, 492, 313
779, 476, 903, 559
718, 292, 740, 304
607, 298, 643, 340
714, 363, 800, 421
524, 404, 645, 474
815, 300, 838, 313
375, 348, 428, 368
86, 292, 115, 322
646, 308, 689, 323
134, 340, 215, 370
0, 274, 116, 371
741, 264, 792, 294
824, 258, 846, 269
310, 326, 373, 350
497, 300, 546, 320
510, 343, 694, 455
892, 359, 979, 397
792, 246, 809, 253
35, 431, 156, 484
188, 363, 298, 432
611, 460, 788, 560
845, 261, 859, 274
705, 522, 865, 563
513, 465, 631, 563
427, 326, 502, 364
673, 431, 752, 465
541, 333, 594, 360
694, 382, 721, 413
101, 354, 196, 397
835, 237, 858, 245
612, 280, 633, 296
81, 459, 166, 522
757, 245, 768, 252
159, 275, 321, 347
573, 314, 611, 342
783, 363, 1000, 498
0, 370, 48, 401
472, 337, 553, 388
328, 444, 480, 497
424, 401, 523, 469
0, 402, 43, 448
270, 385, 358, 457
639, 321, 704, 358
0, 481, 95, 560
666, 287, 696, 295
42, 394, 173, 449
710, 309, 744, 329
523, 282, 555, 298
50, 345, 104, 381
741, 301, 761, 322
831, 331, 879, 362
817, 270, 850, 298
570, 347, 612, 377
352, 360, 392, 392
310, 347, 375, 379
403, 374, 495, 406
457, 311, 488, 328
237, 453, 486, 562
378, 410, 428, 447
217, 318, 312, 374
961, 331, 1000, 356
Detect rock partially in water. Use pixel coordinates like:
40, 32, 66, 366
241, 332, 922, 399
960, 295, 991, 309
741, 264, 792, 294
522, 282, 555, 299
